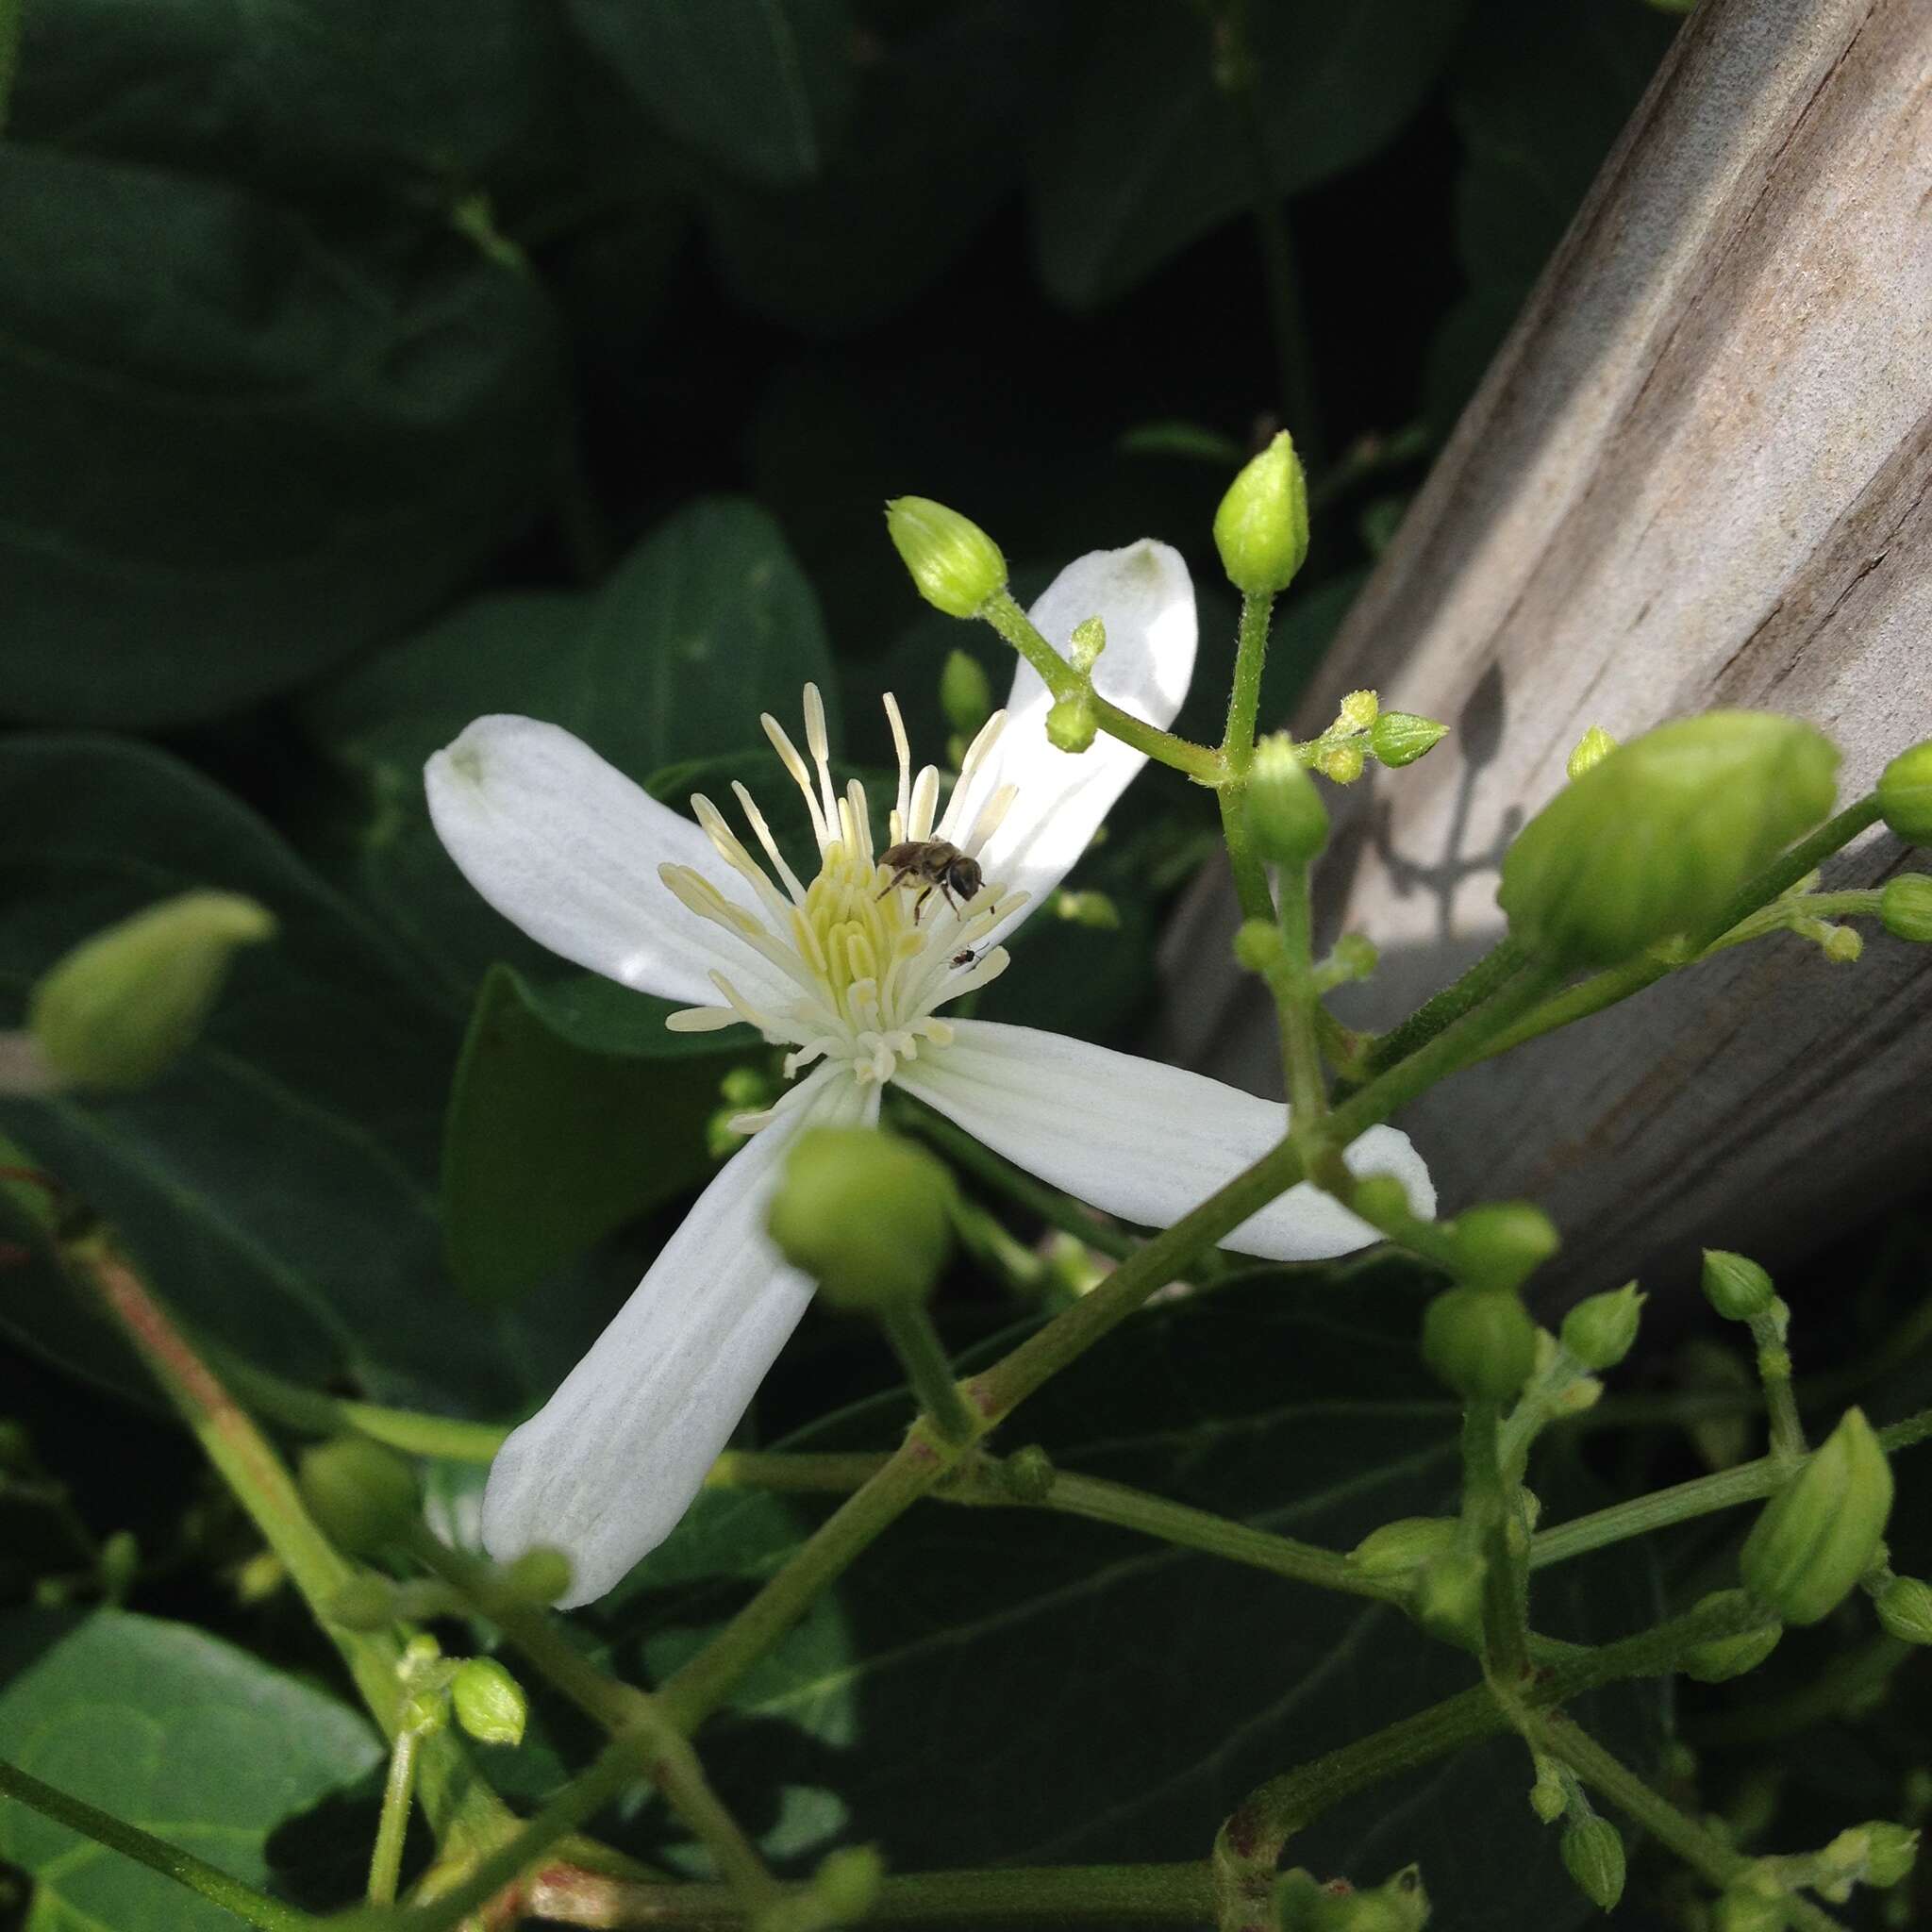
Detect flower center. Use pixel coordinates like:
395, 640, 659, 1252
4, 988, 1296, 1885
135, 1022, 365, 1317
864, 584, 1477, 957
659, 686, 1026, 1120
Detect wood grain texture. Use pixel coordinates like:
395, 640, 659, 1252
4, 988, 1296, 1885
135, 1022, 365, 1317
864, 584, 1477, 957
1159, 0, 1932, 1296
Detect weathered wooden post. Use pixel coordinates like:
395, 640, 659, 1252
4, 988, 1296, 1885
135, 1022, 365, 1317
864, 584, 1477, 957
1161, 0, 1932, 1294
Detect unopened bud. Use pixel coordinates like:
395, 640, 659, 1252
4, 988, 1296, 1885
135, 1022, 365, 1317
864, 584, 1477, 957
298, 1439, 420, 1556
885, 497, 1007, 618
939, 651, 992, 738
1335, 691, 1379, 734
1213, 431, 1310, 595
1680, 1591, 1782, 1682
1711, 1885, 1785, 1932
1248, 735, 1329, 864
1874, 1574, 1932, 1644
1741, 1407, 1894, 1624
1321, 934, 1378, 985
813, 1846, 885, 1923
329, 1573, 401, 1631
1423, 1288, 1536, 1400
1315, 741, 1366, 784
1234, 920, 1287, 975
1045, 694, 1098, 754
1451, 1202, 1559, 1293
1002, 1445, 1056, 1503
98, 1530, 139, 1601
1819, 1821, 1919, 1892
451, 1657, 527, 1747
1566, 726, 1618, 781
1068, 616, 1107, 675
768, 1127, 954, 1312
1877, 740, 1932, 845
1412, 1548, 1487, 1650
1560, 1283, 1644, 1372
1529, 1758, 1567, 1824
400, 1689, 449, 1738
1701, 1249, 1776, 1322
1880, 874, 1932, 941
29, 891, 275, 1090
1350, 1516, 1457, 1579
1498, 711, 1840, 967
1350, 1174, 1414, 1231
1274, 1864, 1427, 1932
1560, 1815, 1625, 1912
1370, 712, 1448, 770
502, 1546, 574, 1606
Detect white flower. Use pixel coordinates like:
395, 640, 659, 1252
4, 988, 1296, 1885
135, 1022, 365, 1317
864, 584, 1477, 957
426, 541, 1434, 1605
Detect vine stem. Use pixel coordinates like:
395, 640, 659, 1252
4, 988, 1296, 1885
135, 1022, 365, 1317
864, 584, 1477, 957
0, 1757, 323, 1932
368, 1731, 422, 1907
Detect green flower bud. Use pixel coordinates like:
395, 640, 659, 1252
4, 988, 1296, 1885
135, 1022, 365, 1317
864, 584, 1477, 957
98, 1529, 140, 1601
1054, 889, 1119, 928
939, 650, 992, 738
1701, 1248, 1777, 1321
1560, 1283, 1644, 1371
1528, 1758, 1567, 1824
1213, 431, 1310, 595
28, 891, 275, 1090
1422, 1287, 1537, 1401
1880, 874, 1932, 941
1560, 1814, 1625, 1912
400, 1688, 449, 1738
1274, 1865, 1427, 1932
1350, 1174, 1414, 1231
813, 1845, 885, 1923
1451, 1202, 1559, 1293
1315, 741, 1365, 784
1045, 693, 1098, 754
298, 1439, 420, 1556
1877, 739, 1932, 845
1349, 1516, 1458, 1579
767, 1126, 954, 1312
1498, 712, 1840, 967
719, 1066, 770, 1108
1740, 1407, 1894, 1625
1566, 726, 1618, 781
1859, 1823, 1919, 1888
1233, 920, 1288, 975
1335, 691, 1379, 734
1370, 712, 1449, 770
502, 1546, 574, 1606
1711, 1885, 1785, 1932
1322, 934, 1378, 985
451, 1657, 528, 1747
1412, 1548, 1487, 1650
1874, 1574, 1932, 1644
1680, 1591, 1782, 1682
885, 496, 1008, 618
1068, 615, 1108, 675
1002, 1444, 1056, 1503
1247, 734, 1329, 864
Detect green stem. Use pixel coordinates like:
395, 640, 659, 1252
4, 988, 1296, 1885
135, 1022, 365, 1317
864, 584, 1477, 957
368, 1729, 421, 1907
706, 1449, 891, 1492
980, 591, 1224, 783
0, 1757, 321, 1932
209, 1342, 506, 1462
1223, 591, 1275, 775
1751, 1308, 1807, 1466
1219, 784, 1277, 925
1270, 860, 1328, 1138
1358, 936, 1530, 1078
403, 1530, 779, 1909
527, 1861, 1217, 1928
657, 1427, 964, 1734
55, 1224, 510, 1855
880, 1303, 979, 1444
1528, 1405, 1932, 1570
1461, 1403, 1529, 1684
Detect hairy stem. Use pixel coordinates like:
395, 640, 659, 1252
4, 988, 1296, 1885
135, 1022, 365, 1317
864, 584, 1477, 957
368, 1730, 421, 1907
0, 1757, 322, 1932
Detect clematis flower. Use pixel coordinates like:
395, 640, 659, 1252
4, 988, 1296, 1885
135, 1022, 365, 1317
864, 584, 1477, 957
426, 540, 1434, 1605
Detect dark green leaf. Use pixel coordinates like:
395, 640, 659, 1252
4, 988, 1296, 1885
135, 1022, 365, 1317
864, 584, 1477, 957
704, 3, 1056, 332
567, 0, 856, 188
0, 146, 559, 728
1031, 0, 1468, 310
443, 965, 731, 1303
598, 1278, 1663, 1924
1429, 0, 1676, 430
13, 0, 566, 198
0, 736, 605, 1413
0, 1608, 378, 1931
303, 499, 836, 1024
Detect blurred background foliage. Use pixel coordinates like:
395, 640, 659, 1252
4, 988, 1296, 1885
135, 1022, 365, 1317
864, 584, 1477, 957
4, 3, 1928, 1927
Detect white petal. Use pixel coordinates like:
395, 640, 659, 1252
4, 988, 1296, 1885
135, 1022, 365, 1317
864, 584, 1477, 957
940, 542, 1196, 933
480, 1072, 874, 1606
897, 1021, 1433, 1261
425, 715, 791, 1010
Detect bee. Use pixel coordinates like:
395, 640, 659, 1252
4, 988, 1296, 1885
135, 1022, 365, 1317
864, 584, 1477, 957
876, 839, 983, 922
